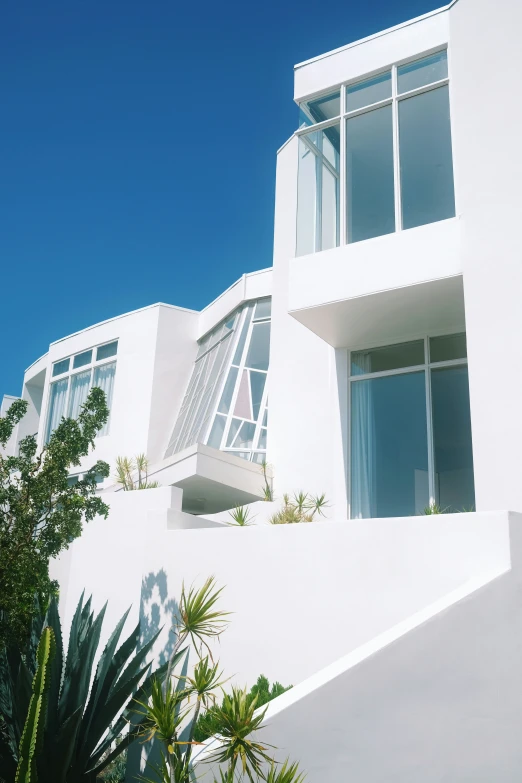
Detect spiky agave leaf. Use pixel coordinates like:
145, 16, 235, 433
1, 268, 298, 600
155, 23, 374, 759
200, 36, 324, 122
265, 759, 307, 783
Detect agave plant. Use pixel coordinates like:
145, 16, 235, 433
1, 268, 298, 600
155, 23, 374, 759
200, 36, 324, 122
0, 593, 183, 783
227, 506, 254, 527
269, 492, 328, 525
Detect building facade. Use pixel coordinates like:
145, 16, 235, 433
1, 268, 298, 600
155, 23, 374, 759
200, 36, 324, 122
3, 0, 522, 779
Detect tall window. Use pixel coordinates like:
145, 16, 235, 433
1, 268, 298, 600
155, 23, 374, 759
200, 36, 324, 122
296, 50, 455, 253
350, 334, 474, 518
166, 299, 270, 463
45, 341, 118, 442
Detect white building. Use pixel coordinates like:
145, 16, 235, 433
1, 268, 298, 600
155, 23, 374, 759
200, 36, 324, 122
3, 0, 522, 778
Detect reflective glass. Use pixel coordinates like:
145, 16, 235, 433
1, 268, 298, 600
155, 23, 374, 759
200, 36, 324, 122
351, 340, 425, 376
233, 421, 256, 450
258, 428, 267, 450
45, 378, 68, 442
250, 371, 266, 421
53, 358, 70, 377
398, 51, 448, 94
296, 125, 340, 256
254, 298, 271, 321
234, 371, 253, 420
298, 90, 340, 127
207, 414, 226, 449
226, 418, 242, 447
430, 333, 467, 363
346, 71, 391, 111
92, 362, 116, 436
252, 452, 266, 464
399, 85, 455, 230
246, 322, 271, 371
233, 306, 253, 365
351, 372, 429, 518
431, 366, 475, 511
96, 341, 118, 362
217, 366, 239, 415
346, 105, 395, 243
73, 350, 92, 369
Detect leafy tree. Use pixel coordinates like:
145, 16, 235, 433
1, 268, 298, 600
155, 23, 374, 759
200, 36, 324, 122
0, 387, 110, 647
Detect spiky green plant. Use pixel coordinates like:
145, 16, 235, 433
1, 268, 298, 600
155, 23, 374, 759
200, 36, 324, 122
423, 502, 449, 515
15, 626, 55, 783
114, 454, 159, 490
0, 593, 179, 783
265, 759, 307, 783
269, 492, 328, 525
228, 506, 254, 527
260, 461, 273, 503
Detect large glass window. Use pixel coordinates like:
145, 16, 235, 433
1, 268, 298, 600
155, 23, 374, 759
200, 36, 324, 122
166, 298, 270, 463
350, 334, 474, 518
296, 49, 455, 253
45, 340, 118, 442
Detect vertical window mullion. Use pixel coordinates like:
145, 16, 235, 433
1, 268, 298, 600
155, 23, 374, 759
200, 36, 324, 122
391, 64, 402, 232
424, 336, 436, 507
315, 144, 323, 252
339, 86, 347, 245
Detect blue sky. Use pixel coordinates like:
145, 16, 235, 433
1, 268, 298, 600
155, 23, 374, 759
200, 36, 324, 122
1, 0, 442, 395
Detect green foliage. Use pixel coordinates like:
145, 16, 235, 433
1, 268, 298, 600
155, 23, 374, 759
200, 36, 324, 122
260, 461, 273, 503
194, 676, 292, 743
0, 592, 175, 783
423, 502, 448, 515
269, 493, 328, 525
264, 759, 306, 783
114, 454, 159, 490
95, 749, 126, 783
0, 387, 110, 647
15, 627, 55, 783
227, 506, 254, 527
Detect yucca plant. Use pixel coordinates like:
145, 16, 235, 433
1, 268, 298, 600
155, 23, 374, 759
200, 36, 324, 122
0, 593, 181, 783
423, 501, 449, 515
265, 759, 306, 783
114, 454, 159, 490
227, 506, 254, 527
269, 492, 328, 525
260, 461, 273, 503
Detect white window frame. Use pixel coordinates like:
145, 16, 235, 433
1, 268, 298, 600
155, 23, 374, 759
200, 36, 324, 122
295, 47, 452, 250
347, 331, 469, 518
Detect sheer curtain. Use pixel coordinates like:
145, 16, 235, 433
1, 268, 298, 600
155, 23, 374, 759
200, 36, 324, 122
45, 378, 68, 442
350, 357, 376, 519
93, 362, 116, 436
67, 370, 91, 419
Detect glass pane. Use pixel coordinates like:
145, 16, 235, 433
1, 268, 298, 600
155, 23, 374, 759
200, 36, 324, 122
346, 71, 391, 111
399, 85, 455, 230
431, 366, 475, 512
262, 408, 268, 427
233, 306, 254, 365
252, 452, 266, 464
258, 428, 268, 450
351, 340, 425, 376
351, 372, 429, 518
45, 378, 69, 442
233, 421, 256, 450
250, 371, 266, 421
52, 358, 70, 377
96, 341, 118, 361
67, 475, 79, 487
398, 51, 448, 94
207, 413, 227, 449
299, 90, 340, 127
296, 125, 340, 256
346, 105, 395, 243
226, 418, 242, 447
217, 366, 239, 414
225, 450, 251, 461
246, 322, 271, 371
67, 370, 91, 419
92, 362, 116, 436
430, 333, 467, 363
253, 298, 271, 321
73, 350, 92, 369
234, 371, 253, 420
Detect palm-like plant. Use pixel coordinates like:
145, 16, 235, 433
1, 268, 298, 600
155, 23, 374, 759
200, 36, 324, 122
228, 506, 254, 527
114, 454, 159, 490
0, 593, 181, 783
269, 492, 328, 525
264, 759, 306, 783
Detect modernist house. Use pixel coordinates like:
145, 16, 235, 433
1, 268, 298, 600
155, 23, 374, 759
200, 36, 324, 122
3, 0, 522, 779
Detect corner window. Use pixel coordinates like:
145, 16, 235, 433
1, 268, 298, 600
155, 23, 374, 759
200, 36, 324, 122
296, 49, 455, 254
46, 341, 118, 442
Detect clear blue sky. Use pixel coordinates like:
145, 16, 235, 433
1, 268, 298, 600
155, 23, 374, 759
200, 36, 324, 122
1, 0, 442, 395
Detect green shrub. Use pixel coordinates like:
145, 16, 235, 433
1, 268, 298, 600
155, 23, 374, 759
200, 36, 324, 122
269, 492, 328, 524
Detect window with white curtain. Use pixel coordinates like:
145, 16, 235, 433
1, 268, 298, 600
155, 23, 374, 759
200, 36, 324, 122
296, 49, 455, 253
45, 341, 118, 442
166, 299, 270, 463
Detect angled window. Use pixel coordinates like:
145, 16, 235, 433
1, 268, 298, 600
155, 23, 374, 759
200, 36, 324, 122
166, 298, 270, 463
45, 340, 118, 442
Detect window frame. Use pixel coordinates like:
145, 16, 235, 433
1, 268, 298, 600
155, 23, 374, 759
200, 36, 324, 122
46, 340, 118, 441
347, 331, 469, 518
295, 47, 452, 250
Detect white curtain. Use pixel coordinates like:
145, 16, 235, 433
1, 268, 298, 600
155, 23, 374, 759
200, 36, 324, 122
45, 378, 68, 442
93, 362, 116, 436
351, 370, 376, 519
67, 370, 91, 420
